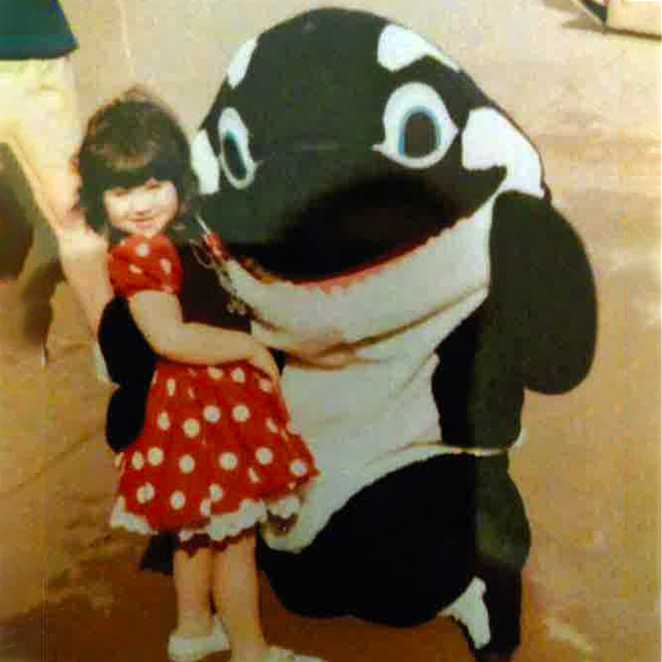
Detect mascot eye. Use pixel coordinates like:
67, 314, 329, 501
374, 82, 458, 169
399, 110, 439, 158
218, 107, 258, 189
222, 133, 247, 180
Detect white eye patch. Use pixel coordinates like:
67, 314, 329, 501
462, 108, 544, 198
377, 24, 460, 73
191, 130, 220, 194
227, 36, 258, 88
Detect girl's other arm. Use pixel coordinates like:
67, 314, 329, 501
128, 291, 279, 380
56, 219, 114, 335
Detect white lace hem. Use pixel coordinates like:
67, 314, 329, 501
109, 493, 305, 543
267, 494, 301, 519
180, 499, 267, 542
110, 496, 157, 535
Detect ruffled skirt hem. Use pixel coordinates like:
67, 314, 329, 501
110, 492, 302, 544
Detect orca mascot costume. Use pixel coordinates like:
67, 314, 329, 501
98, 9, 597, 660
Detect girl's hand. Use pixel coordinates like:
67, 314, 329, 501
252, 323, 345, 358
55, 210, 113, 336
292, 328, 345, 358
302, 345, 357, 368
249, 345, 280, 383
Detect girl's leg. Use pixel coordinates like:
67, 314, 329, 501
173, 547, 214, 637
212, 530, 268, 662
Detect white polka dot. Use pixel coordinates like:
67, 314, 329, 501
170, 491, 186, 510
266, 418, 278, 433
136, 483, 155, 504
148, 447, 164, 466
129, 264, 143, 275
166, 379, 177, 397
114, 452, 124, 468
290, 459, 308, 477
248, 467, 261, 484
187, 368, 198, 377
200, 499, 212, 517
131, 452, 145, 470
179, 455, 195, 474
203, 405, 221, 423
231, 367, 246, 383
187, 387, 196, 400
259, 379, 273, 393
182, 418, 201, 438
209, 484, 224, 502
219, 452, 238, 471
232, 404, 251, 423
135, 242, 150, 258
160, 258, 172, 274
255, 447, 273, 465
157, 411, 171, 431
207, 367, 223, 380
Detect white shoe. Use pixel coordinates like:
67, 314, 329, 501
167, 616, 230, 662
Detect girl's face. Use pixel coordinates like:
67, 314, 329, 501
103, 178, 179, 238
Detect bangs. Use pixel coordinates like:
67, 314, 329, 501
93, 156, 184, 193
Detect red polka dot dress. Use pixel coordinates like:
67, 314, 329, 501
107, 234, 318, 544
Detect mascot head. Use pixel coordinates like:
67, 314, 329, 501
192, 8, 548, 346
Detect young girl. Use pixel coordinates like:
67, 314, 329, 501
60, 89, 322, 662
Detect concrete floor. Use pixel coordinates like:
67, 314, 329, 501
0, 1, 659, 660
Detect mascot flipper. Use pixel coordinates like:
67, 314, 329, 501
100, 9, 596, 660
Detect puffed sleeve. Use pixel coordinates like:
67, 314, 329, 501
108, 234, 183, 298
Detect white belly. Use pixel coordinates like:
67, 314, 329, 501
264, 288, 488, 550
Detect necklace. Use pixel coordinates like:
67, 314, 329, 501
190, 215, 251, 317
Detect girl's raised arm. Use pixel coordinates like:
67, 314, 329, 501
56, 218, 114, 335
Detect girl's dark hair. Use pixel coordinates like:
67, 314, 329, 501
77, 87, 200, 243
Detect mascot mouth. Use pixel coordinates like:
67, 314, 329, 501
227, 174, 463, 290
239, 230, 446, 293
